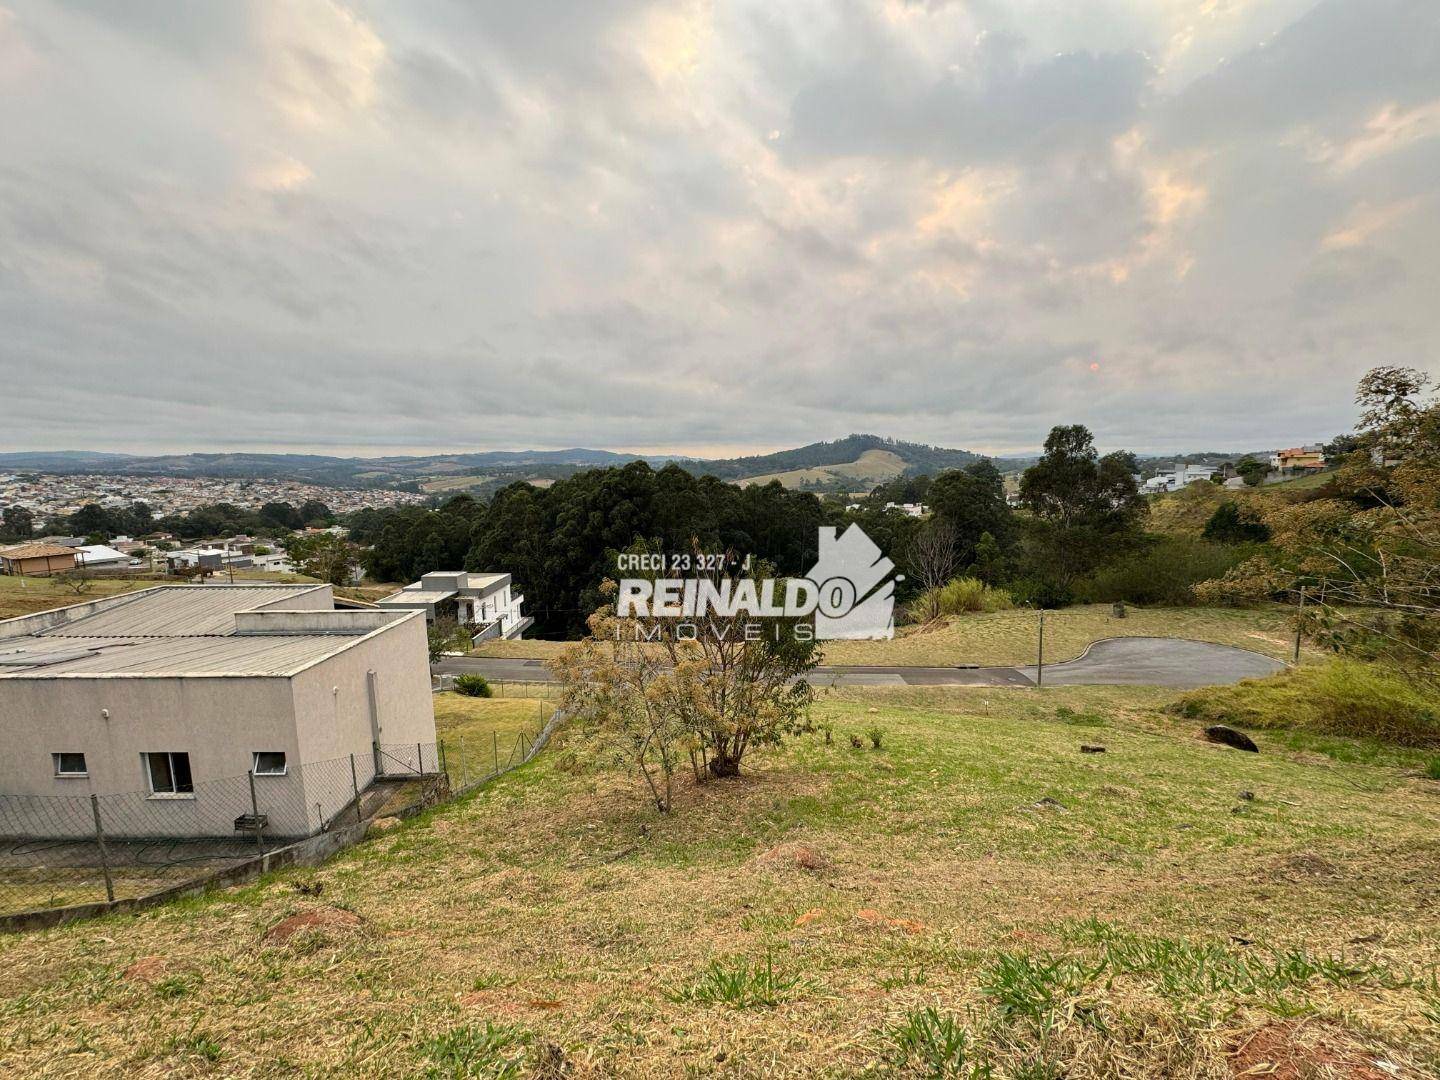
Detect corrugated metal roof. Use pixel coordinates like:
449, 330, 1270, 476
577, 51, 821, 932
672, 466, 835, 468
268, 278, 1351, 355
39, 585, 324, 638
0, 634, 347, 676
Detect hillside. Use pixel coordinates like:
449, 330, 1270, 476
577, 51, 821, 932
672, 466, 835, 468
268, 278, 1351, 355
696, 434, 981, 486
4, 686, 1436, 1075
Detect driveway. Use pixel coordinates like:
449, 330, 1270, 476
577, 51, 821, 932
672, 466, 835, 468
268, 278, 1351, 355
435, 637, 1284, 689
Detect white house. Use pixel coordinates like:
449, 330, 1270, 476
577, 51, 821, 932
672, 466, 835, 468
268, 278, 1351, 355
376, 571, 530, 641
0, 584, 436, 840
1142, 464, 1216, 494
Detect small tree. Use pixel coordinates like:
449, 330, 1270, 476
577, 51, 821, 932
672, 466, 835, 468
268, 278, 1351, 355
284, 533, 360, 586
1235, 457, 1267, 487
57, 571, 92, 596
428, 618, 465, 664
551, 556, 820, 810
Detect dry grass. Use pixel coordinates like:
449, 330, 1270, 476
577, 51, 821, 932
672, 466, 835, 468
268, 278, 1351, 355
474, 604, 1313, 667
0, 575, 156, 621
2, 685, 1437, 1077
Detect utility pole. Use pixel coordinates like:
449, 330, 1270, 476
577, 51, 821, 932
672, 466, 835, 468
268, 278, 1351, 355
1036, 608, 1045, 688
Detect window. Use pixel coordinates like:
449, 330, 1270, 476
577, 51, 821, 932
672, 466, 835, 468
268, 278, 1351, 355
144, 751, 193, 795
52, 752, 87, 777
251, 751, 287, 776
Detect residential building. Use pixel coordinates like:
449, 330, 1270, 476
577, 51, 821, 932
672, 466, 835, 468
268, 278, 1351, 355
0, 542, 78, 576
0, 584, 436, 839
1270, 445, 1326, 473
75, 544, 132, 571
376, 571, 530, 641
1141, 464, 1216, 494
883, 502, 928, 517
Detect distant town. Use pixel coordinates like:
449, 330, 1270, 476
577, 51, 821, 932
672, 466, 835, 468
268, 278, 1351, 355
0, 472, 426, 521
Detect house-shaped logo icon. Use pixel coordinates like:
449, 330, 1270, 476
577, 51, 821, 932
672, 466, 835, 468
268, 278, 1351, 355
805, 525, 896, 640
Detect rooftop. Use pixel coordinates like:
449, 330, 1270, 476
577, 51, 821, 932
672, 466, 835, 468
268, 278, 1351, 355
0, 584, 416, 678
0, 542, 77, 560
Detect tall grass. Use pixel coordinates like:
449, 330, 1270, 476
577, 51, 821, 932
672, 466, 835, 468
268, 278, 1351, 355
910, 577, 1013, 622
1171, 659, 1440, 747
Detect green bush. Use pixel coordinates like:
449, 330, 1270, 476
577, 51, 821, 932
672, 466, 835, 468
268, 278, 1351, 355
1074, 537, 1252, 607
1170, 660, 1440, 748
453, 674, 493, 698
910, 576, 1014, 620
1006, 576, 1073, 610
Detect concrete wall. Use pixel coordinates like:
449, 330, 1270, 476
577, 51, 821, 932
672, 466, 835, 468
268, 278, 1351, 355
0, 675, 310, 838
288, 613, 435, 781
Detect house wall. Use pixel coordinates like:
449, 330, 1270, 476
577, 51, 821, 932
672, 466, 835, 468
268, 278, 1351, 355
287, 613, 435, 784
0, 675, 311, 838
1, 553, 77, 576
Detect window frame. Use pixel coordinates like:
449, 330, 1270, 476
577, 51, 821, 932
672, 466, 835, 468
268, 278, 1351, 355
143, 751, 194, 797
52, 751, 88, 778
251, 751, 288, 777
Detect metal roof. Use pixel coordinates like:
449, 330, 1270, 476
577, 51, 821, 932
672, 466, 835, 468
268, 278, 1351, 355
0, 584, 407, 678
0, 634, 350, 676
38, 585, 325, 638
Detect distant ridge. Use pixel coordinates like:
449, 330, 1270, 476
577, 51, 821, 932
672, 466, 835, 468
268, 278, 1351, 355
0, 436, 980, 493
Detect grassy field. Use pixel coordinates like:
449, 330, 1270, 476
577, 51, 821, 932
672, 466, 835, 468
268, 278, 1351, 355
473, 604, 1312, 667
3, 685, 1436, 1077
737, 449, 907, 490
0, 574, 156, 620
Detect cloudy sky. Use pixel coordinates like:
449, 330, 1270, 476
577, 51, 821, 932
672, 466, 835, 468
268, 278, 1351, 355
1, 1, 1437, 458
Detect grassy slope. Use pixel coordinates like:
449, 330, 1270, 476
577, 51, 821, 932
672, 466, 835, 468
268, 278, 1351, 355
474, 604, 1310, 666
737, 449, 907, 490
3, 686, 1436, 1076
0, 575, 155, 621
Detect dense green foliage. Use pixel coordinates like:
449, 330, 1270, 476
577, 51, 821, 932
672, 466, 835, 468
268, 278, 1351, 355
1074, 537, 1254, 607
1171, 660, 1440, 747
453, 674, 493, 698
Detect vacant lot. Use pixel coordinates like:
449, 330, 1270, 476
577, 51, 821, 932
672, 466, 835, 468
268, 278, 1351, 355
2, 685, 1436, 1077
0, 574, 157, 621
473, 604, 1310, 668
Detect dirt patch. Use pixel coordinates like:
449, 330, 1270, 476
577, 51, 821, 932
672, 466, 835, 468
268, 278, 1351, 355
755, 842, 830, 872
263, 906, 366, 944
1228, 1021, 1395, 1079
854, 908, 928, 934
1270, 852, 1339, 880
122, 956, 169, 983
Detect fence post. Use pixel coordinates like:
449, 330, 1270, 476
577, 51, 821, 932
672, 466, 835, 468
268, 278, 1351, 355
1036, 609, 1045, 688
350, 752, 362, 825
89, 794, 115, 904
416, 741, 423, 776
248, 770, 263, 852
373, 739, 382, 778
1294, 585, 1306, 664
493, 731, 499, 776
439, 740, 449, 787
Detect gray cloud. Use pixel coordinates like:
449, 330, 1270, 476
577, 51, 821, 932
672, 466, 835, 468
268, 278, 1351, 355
1, 0, 1438, 458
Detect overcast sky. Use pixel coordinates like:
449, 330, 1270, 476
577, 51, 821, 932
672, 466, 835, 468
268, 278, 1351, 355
2, 1, 1437, 458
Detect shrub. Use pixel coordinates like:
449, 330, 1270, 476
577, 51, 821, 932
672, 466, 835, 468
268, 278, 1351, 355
866, 726, 884, 749
1074, 537, 1251, 607
1170, 660, 1440, 747
909, 576, 1013, 620
453, 674, 493, 698
1006, 577, 1073, 609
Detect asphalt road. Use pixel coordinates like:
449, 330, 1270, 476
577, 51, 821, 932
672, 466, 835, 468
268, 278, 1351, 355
434, 636, 1285, 689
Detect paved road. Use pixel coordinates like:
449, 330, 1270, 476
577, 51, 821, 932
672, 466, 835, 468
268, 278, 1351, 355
435, 637, 1284, 689
1016, 636, 1284, 688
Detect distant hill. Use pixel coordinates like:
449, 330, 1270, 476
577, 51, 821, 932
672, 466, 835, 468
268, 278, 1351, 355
691, 435, 982, 488
0, 436, 981, 495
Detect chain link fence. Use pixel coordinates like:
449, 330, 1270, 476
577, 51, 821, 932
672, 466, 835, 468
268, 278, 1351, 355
0, 739, 463, 918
